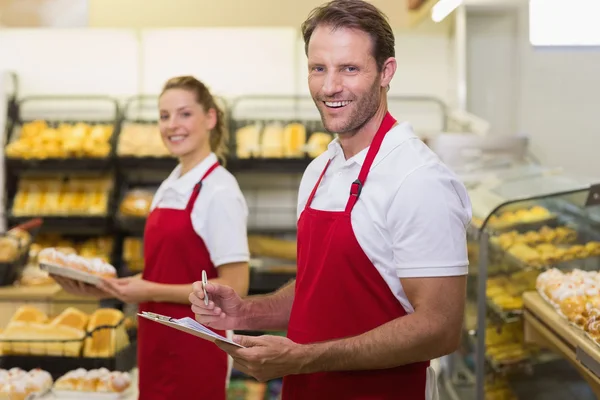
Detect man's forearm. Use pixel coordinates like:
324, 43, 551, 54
300, 311, 459, 373
241, 280, 296, 331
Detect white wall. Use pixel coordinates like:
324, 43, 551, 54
515, 4, 600, 178
0, 26, 455, 232
466, 4, 600, 179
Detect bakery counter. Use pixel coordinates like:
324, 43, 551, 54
523, 291, 600, 397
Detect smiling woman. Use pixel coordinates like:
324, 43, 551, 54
51, 75, 250, 400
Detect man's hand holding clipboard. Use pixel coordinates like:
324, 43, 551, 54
189, 280, 307, 382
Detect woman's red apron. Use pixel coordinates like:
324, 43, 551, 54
138, 161, 228, 400
283, 113, 430, 399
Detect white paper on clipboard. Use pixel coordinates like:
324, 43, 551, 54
137, 312, 244, 348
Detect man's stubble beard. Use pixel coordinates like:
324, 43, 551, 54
314, 79, 381, 138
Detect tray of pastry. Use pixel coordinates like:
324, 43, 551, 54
0, 306, 136, 380
486, 270, 540, 323
536, 268, 600, 349
37, 247, 117, 286
485, 206, 558, 233
0, 367, 54, 399
490, 225, 600, 271
52, 368, 133, 399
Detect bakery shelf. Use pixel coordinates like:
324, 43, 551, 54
523, 291, 600, 397
227, 157, 313, 173
5, 157, 114, 174
116, 216, 146, 236
7, 216, 112, 236
249, 265, 296, 295
116, 155, 178, 172
487, 299, 523, 325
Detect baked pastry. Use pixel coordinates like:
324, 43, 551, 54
0, 368, 53, 399
235, 124, 261, 159
84, 308, 129, 358
0, 235, 19, 263
38, 247, 116, 279
119, 189, 155, 217
282, 123, 306, 158
9, 305, 48, 325
5, 121, 113, 159
306, 132, 333, 158
559, 294, 587, 321
54, 369, 131, 393
117, 123, 171, 157
51, 307, 90, 331
260, 123, 284, 158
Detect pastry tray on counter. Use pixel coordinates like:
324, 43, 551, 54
39, 263, 101, 286
52, 386, 133, 399
523, 291, 600, 396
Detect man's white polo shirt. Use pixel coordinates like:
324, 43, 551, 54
297, 122, 472, 313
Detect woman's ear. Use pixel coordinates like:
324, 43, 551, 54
205, 107, 218, 131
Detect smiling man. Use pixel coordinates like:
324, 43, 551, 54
189, 1, 471, 398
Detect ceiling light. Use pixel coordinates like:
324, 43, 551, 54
431, 0, 463, 23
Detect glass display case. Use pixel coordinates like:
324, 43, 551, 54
448, 171, 600, 400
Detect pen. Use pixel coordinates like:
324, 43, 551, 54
202, 270, 209, 306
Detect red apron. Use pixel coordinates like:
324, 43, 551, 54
283, 113, 430, 399
138, 161, 228, 400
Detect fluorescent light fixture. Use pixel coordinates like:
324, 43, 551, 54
530, 0, 600, 46
431, 0, 463, 23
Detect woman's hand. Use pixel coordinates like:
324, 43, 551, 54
98, 277, 157, 304
51, 275, 113, 299
189, 282, 249, 330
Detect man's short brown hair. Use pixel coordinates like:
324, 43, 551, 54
301, 0, 395, 71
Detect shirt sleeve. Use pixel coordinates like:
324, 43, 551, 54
387, 162, 472, 278
196, 187, 250, 267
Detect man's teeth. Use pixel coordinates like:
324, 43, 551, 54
325, 101, 351, 108
169, 135, 186, 142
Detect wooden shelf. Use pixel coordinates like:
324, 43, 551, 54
523, 291, 600, 397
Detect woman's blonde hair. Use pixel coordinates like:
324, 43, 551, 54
160, 76, 229, 164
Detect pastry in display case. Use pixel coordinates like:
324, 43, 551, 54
122, 238, 143, 272
117, 123, 172, 158
119, 189, 155, 218
11, 175, 113, 217
5, 120, 113, 159
458, 171, 600, 400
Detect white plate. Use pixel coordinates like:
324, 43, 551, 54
39, 263, 100, 286
51, 387, 132, 399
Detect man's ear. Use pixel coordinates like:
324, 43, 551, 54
380, 57, 397, 89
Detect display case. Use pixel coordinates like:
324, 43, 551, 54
450, 171, 600, 400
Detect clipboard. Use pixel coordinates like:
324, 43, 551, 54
137, 312, 244, 348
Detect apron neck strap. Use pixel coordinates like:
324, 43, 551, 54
345, 112, 396, 213
185, 161, 220, 212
